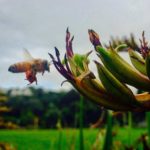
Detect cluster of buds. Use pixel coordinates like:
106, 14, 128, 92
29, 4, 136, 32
49, 28, 150, 111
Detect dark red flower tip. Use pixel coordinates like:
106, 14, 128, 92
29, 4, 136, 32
88, 29, 101, 48
66, 28, 74, 57
139, 31, 150, 59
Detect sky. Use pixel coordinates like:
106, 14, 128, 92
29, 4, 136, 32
0, 0, 150, 91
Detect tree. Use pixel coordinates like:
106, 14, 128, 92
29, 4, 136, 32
0, 90, 12, 128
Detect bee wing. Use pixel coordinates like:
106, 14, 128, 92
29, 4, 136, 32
23, 48, 34, 61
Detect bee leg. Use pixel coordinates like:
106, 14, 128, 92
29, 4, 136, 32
31, 64, 37, 74
25, 79, 29, 85
35, 79, 38, 85
27, 82, 32, 86
35, 76, 38, 85
42, 71, 45, 75
32, 69, 37, 75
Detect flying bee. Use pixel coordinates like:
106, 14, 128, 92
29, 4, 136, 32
8, 49, 50, 85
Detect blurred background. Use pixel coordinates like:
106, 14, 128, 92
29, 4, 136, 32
0, 0, 150, 149
1, 0, 150, 90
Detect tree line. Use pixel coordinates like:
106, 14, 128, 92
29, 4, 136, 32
1, 87, 101, 129
0, 87, 145, 129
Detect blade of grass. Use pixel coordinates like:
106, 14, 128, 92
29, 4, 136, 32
102, 111, 113, 150
79, 95, 84, 150
127, 112, 132, 146
146, 112, 150, 145
56, 118, 62, 150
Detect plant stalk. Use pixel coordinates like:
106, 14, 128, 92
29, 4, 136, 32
79, 95, 84, 150
102, 110, 113, 150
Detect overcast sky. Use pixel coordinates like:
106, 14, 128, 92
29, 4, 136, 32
0, 0, 150, 91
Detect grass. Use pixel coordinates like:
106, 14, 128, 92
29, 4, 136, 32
0, 128, 146, 150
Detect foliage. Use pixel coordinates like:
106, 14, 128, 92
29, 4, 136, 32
3, 87, 101, 128
0, 128, 146, 150
50, 29, 150, 111
0, 90, 15, 129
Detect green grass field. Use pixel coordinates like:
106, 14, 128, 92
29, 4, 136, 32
0, 128, 147, 150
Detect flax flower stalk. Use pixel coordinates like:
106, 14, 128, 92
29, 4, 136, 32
50, 29, 150, 111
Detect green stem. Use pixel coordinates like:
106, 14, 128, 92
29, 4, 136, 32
102, 111, 113, 150
57, 118, 62, 150
146, 112, 150, 145
58, 129, 62, 150
128, 112, 132, 146
79, 95, 84, 150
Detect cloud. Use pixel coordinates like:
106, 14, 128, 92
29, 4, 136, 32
0, 0, 150, 90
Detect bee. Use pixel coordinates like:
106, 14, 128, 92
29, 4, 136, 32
8, 49, 50, 85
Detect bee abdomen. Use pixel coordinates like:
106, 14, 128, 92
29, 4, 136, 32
8, 62, 32, 73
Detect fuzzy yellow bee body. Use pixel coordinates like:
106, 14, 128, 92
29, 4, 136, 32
8, 59, 49, 74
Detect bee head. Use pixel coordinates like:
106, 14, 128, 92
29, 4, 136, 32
43, 60, 50, 72
8, 65, 17, 73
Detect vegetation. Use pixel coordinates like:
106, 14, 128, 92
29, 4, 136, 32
2, 29, 150, 150
0, 128, 146, 150
0, 90, 13, 129
2, 87, 101, 129
48, 29, 150, 150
